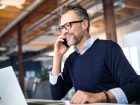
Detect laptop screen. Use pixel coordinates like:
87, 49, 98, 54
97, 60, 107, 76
0, 66, 27, 105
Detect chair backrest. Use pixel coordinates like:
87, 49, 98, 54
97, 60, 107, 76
32, 80, 52, 99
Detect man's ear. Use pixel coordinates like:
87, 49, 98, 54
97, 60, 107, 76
82, 20, 88, 30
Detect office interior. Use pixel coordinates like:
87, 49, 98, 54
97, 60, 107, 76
0, 0, 140, 100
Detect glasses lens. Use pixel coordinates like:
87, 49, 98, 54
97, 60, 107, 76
64, 23, 71, 30
58, 26, 63, 32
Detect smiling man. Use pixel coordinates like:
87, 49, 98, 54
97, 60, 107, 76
49, 4, 140, 104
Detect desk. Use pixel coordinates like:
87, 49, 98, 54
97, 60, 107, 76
26, 99, 136, 105
27, 99, 66, 105
0, 99, 137, 105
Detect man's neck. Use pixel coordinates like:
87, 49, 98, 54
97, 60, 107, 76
76, 34, 90, 53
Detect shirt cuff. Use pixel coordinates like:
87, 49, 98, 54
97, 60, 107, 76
49, 72, 62, 85
109, 88, 128, 104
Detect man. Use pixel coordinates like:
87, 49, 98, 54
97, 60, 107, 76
49, 5, 140, 104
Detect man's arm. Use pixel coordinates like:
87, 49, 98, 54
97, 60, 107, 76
70, 88, 128, 104
50, 57, 73, 99
50, 34, 72, 99
106, 41, 140, 103
70, 90, 116, 104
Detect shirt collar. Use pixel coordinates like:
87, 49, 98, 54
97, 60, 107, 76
74, 36, 98, 55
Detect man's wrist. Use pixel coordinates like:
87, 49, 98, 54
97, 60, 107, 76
95, 92, 107, 103
103, 91, 110, 103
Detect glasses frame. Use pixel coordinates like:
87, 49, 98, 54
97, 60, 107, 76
58, 20, 84, 33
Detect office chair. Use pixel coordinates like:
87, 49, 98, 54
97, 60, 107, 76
26, 77, 35, 98
32, 80, 52, 99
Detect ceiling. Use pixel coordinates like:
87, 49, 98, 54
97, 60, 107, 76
0, 0, 140, 61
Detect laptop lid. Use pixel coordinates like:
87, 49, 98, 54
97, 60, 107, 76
0, 66, 27, 105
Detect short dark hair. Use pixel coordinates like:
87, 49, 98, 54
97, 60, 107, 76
59, 4, 90, 32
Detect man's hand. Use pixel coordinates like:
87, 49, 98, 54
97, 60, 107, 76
54, 34, 68, 57
52, 34, 69, 76
70, 90, 107, 104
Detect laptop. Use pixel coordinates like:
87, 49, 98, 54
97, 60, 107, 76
0, 66, 66, 105
0, 66, 27, 105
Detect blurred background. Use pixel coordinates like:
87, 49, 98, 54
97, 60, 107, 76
0, 0, 140, 99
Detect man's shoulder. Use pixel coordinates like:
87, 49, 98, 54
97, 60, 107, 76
93, 39, 122, 53
97, 39, 119, 47
98, 39, 116, 44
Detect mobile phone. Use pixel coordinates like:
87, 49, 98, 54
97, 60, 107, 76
62, 38, 69, 48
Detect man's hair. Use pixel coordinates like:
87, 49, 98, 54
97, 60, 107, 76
59, 4, 90, 32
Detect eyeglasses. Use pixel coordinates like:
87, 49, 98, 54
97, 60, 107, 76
58, 20, 84, 33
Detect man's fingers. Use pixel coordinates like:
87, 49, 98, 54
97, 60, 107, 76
70, 92, 80, 104
70, 90, 89, 104
80, 95, 88, 104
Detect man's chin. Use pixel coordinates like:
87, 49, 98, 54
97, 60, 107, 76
68, 40, 77, 46
68, 44, 72, 47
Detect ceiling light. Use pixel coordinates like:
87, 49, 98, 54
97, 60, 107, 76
0, 0, 26, 9
0, 4, 6, 9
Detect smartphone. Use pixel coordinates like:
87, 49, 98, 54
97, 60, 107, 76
62, 38, 69, 48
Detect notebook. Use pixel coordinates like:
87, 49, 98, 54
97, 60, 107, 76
0, 66, 66, 105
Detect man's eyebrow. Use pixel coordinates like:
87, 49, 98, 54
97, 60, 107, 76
60, 22, 69, 26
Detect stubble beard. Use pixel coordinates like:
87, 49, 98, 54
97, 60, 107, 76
67, 33, 84, 46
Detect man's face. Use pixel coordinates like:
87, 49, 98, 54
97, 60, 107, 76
60, 10, 86, 46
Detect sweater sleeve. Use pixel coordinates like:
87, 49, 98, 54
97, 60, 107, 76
106, 41, 140, 103
50, 57, 73, 100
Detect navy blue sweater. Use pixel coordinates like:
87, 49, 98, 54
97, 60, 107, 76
50, 39, 140, 103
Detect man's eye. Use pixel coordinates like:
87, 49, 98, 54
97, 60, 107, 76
65, 23, 70, 27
